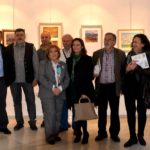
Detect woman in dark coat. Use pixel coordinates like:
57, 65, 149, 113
123, 34, 150, 147
66, 38, 95, 144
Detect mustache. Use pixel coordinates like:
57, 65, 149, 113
18, 38, 23, 40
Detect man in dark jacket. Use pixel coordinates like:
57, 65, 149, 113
6, 28, 39, 131
0, 31, 11, 134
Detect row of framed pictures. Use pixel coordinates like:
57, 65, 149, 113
0, 23, 144, 53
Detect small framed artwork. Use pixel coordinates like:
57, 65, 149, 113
2, 29, 15, 46
0, 30, 3, 44
117, 29, 144, 52
39, 23, 63, 48
80, 25, 103, 56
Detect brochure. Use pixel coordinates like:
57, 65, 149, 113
131, 52, 149, 69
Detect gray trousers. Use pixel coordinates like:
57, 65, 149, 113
41, 96, 64, 139
10, 82, 36, 124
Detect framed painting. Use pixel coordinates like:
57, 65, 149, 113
39, 23, 63, 48
2, 29, 15, 46
117, 29, 144, 52
80, 25, 103, 56
0, 30, 3, 44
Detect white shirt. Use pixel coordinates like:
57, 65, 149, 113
51, 61, 62, 91
60, 48, 71, 62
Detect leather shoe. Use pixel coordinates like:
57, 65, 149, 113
82, 132, 89, 144
47, 136, 55, 145
0, 128, 11, 134
55, 136, 61, 142
68, 123, 71, 128
111, 136, 120, 142
59, 127, 68, 132
74, 135, 81, 143
73, 129, 77, 136
14, 124, 24, 131
47, 139, 55, 145
30, 124, 38, 130
124, 137, 138, 147
95, 134, 108, 141
138, 136, 146, 146
41, 120, 45, 128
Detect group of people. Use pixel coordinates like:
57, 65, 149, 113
0, 29, 150, 148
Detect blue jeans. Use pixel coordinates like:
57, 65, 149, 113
60, 100, 68, 129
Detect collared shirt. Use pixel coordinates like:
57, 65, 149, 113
100, 49, 115, 83
60, 48, 71, 62
14, 42, 39, 83
0, 45, 4, 77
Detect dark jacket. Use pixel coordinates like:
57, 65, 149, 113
122, 50, 150, 98
6, 42, 34, 85
66, 55, 95, 108
0, 44, 10, 86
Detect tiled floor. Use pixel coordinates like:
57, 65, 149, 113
0, 116, 150, 150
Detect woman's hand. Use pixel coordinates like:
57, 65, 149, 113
126, 61, 137, 72
52, 87, 61, 96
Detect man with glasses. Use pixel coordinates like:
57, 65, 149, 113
93, 32, 126, 143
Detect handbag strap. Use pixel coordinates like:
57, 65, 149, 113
79, 95, 91, 103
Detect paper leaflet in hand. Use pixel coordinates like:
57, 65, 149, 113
131, 52, 149, 69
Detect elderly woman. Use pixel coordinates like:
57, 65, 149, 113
38, 45, 69, 144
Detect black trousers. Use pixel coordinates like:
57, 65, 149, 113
124, 94, 147, 137
97, 83, 120, 137
0, 77, 9, 128
75, 120, 88, 136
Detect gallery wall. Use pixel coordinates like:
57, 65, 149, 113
0, 0, 150, 116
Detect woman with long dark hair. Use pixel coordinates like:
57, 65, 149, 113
66, 38, 95, 144
123, 34, 150, 147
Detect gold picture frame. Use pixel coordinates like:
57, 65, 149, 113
39, 23, 63, 48
117, 29, 144, 52
80, 25, 103, 56
0, 30, 3, 44
2, 29, 15, 46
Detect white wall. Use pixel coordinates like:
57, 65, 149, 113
1, 0, 150, 116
